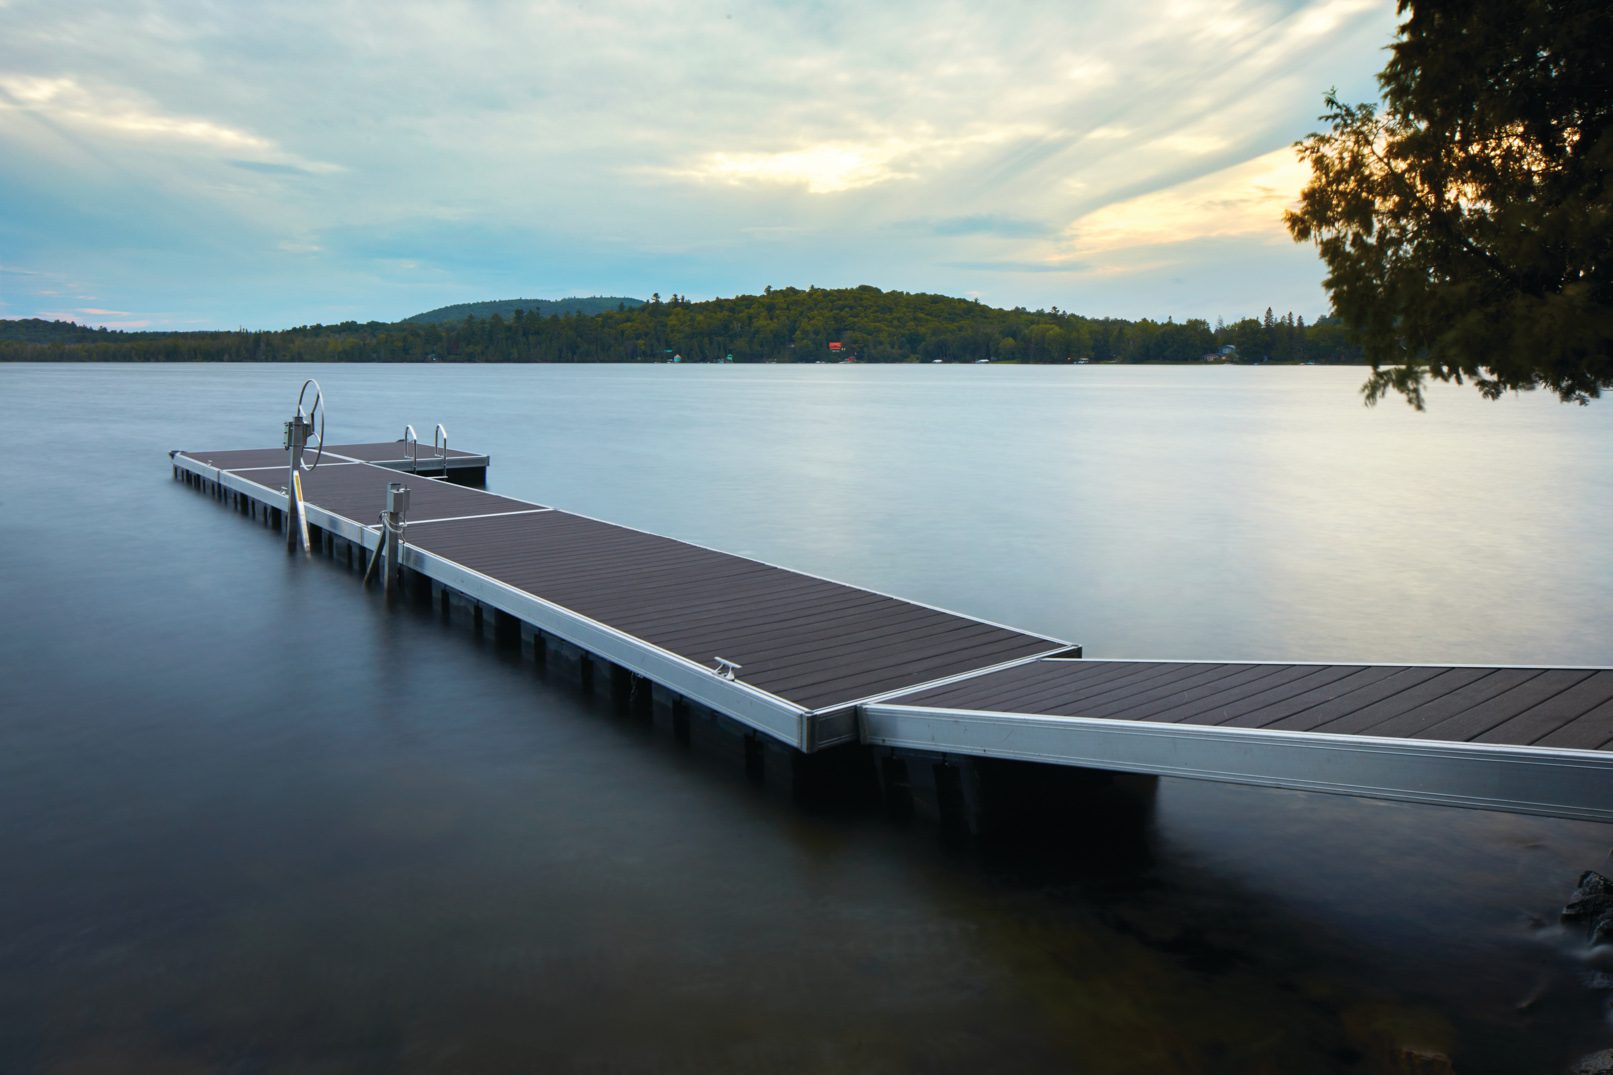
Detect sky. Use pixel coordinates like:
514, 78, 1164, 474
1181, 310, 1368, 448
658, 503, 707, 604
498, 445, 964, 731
0, 0, 1398, 331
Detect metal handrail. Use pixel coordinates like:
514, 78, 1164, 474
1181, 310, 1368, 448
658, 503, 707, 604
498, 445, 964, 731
433, 423, 448, 468
402, 424, 418, 472
297, 378, 324, 471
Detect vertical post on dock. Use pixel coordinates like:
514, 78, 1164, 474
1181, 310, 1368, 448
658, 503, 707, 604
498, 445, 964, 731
284, 380, 323, 555
382, 481, 410, 595
284, 415, 307, 551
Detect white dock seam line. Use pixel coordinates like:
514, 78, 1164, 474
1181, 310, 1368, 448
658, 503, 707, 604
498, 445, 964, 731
857, 703, 1613, 821
808, 644, 1077, 716
392, 508, 554, 527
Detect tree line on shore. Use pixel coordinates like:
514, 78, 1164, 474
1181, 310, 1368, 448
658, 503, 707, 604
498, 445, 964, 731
0, 285, 1364, 365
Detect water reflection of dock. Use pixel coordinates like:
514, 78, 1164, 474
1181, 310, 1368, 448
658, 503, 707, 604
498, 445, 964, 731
171, 439, 1613, 826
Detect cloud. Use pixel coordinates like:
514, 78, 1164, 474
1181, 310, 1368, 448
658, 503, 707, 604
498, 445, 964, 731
0, 0, 1398, 326
0, 73, 338, 172
0, 74, 267, 148
929, 215, 1054, 239
667, 142, 917, 194
1063, 146, 1309, 255
35, 309, 151, 328
949, 259, 1092, 274
231, 159, 323, 176
655, 122, 1053, 195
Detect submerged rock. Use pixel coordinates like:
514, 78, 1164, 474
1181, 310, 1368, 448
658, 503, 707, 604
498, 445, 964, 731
1595, 917, 1613, 947
1565, 871, 1613, 916
1396, 1047, 1454, 1074
1564, 872, 1613, 945
1571, 1047, 1613, 1075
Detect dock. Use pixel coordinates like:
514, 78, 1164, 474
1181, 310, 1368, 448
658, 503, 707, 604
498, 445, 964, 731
171, 432, 1613, 824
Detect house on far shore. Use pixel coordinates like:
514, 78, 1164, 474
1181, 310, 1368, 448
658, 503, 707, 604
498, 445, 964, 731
1202, 345, 1237, 363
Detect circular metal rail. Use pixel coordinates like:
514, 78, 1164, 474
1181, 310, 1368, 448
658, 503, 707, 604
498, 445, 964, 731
296, 378, 324, 470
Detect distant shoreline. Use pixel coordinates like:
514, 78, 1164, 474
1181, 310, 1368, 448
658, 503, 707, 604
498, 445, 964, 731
0, 357, 1368, 368
0, 286, 1364, 367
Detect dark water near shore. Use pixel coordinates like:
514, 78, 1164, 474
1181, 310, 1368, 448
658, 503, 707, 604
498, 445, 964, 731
3, 362, 1612, 1073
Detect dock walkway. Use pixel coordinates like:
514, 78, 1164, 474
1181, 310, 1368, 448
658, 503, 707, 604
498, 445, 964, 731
171, 440, 1613, 822
864, 658, 1613, 822
172, 442, 1068, 750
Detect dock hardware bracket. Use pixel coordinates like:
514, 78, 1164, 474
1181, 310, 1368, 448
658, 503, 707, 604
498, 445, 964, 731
284, 379, 324, 553
712, 657, 742, 681
363, 481, 411, 592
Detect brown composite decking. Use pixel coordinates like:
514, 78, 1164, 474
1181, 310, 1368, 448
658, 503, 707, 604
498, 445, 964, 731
883, 658, 1613, 751
178, 449, 1067, 713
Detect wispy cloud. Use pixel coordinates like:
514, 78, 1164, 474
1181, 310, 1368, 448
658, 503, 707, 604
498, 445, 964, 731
949, 259, 1092, 274
35, 308, 152, 328
0, 74, 268, 148
665, 142, 917, 195
1063, 147, 1309, 255
0, 73, 339, 173
929, 215, 1054, 239
655, 123, 1053, 196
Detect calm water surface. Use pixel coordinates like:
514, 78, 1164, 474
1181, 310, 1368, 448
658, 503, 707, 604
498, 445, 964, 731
3, 363, 1612, 1073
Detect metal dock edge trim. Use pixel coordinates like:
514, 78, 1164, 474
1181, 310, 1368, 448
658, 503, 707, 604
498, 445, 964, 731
395, 542, 813, 750
175, 454, 814, 750
1040, 655, 1613, 673
857, 703, 1613, 823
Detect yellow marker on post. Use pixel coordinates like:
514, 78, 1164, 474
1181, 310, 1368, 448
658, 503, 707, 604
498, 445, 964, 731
293, 471, 312, 555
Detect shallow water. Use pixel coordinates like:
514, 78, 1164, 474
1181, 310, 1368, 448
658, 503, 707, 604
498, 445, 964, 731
2, 362, 1611, 1073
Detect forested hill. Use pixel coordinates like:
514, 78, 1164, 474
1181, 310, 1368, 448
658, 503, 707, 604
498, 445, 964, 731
0, 285, 1363, 365
0, 318, 168, 344
403, 296, 644, 323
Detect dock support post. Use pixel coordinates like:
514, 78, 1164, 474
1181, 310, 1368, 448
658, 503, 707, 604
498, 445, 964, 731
381, 482, 410, 595
672, 697, 691, 745
493, 609, 519, 650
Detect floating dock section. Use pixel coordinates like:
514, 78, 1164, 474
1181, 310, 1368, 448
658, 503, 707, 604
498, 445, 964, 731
864, 658, 1613, 822
171, 441, 1071, 751
171, 440, 1613, 823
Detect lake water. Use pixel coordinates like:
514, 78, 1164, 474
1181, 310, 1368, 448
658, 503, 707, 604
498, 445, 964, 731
3, 362, 1611, 1073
